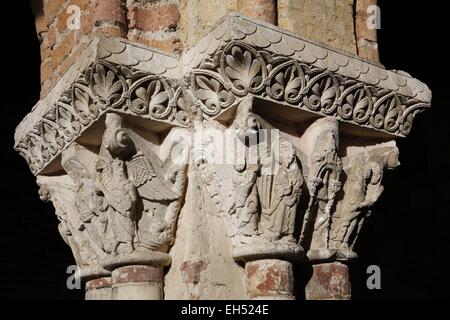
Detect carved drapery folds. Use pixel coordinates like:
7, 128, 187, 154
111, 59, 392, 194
192, 96, 305, 263
38, 113, 187, 279
16, 14, 430, 299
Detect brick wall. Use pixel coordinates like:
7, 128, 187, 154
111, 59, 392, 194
32, 0, 182, 97
31, 0, 378, 97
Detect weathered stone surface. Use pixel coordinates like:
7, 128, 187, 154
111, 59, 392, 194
179, 0, 233, 49
85, 277, 113, 300
15, 15, 431, 176
355, 0, 379, 62
112, 266, 164, 300
237, 0, 276, 24
164, 165, 247, 299
19, 3, 432, 300
245, 260, 294, 299
305, 262, 351, 300
278, 0, 357, 54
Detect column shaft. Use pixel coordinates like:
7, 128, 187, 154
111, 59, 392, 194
111, 265, 164, 300
85, 277, 113, 300
245, 259, 294, 300
305, 262, 351, 300
236, 0, 277, 24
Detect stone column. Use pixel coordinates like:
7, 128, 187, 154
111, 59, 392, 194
305, 262, 351, 300
85, 277, 113, 300
236, 0, 277, 24
111, 265, 164, 300
233, 242, 303, 300
245, 259, 294, 300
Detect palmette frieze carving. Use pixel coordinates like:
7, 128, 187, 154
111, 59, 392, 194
190, 41, 428, 137
17, 14, 427, 273
15, 15, 430, 175
183, 14, 430, 102
15, 60, 190, 175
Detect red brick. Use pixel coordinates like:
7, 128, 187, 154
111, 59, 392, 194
245, 260, 294, 299
71, 0, 91, 11
128, 32, 182, 53
80, 9, 94, 35
35, 10, 48, 37
40, 38, 52, 61
47, 24, 57, 46
94, 25, 128, 38
112, 265, 163, 285
40, 58, 54, 83
93, 0, 127, 27
128, 4, 180, 32
355, 0, 379, 62
52, 32, 76, 68
180, 261, 205, 284
86, 277, 112, 290
43, 0, 68, 25
58, 42, 87, 77
57, 0, 94, 33
41, 80, 53, 98
305, 262, 351, 300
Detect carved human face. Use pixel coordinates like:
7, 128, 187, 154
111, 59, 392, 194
233, 114, 258, 141
103, 128, 130, 156
386, 149, 400, 170
369, 162, 383, 184
279, 141, 295, 165
38, 186, 50, 202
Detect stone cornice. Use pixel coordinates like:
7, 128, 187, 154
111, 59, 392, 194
183, 14, 431, 103
15, 14, 431, 175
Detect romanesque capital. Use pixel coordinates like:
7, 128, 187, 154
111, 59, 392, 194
15, 13, 431, 300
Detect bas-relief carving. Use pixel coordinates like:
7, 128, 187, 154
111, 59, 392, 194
297, 119, 400, 261
299, 117, 343, 259
191, 96, 304, 263
15, 16, 431, 176
329, 142, 400, 260
18, 14, 429, 298
37, 174, 109, 279
38, 112, 187, 275
257, 137, 303, 243
195, 98, 400, 264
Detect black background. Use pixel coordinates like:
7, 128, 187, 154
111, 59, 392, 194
0, 1, 448, 300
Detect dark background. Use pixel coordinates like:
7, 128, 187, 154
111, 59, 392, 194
0, 1, 448, 300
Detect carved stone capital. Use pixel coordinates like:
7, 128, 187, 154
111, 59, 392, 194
298, 116, 400, 262
15, 13, 431, 300
37, 113, 187, 280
